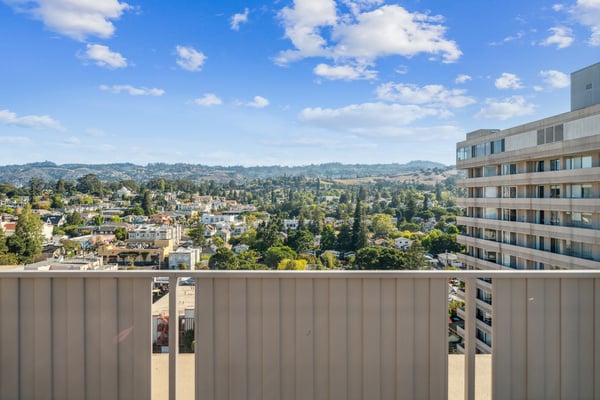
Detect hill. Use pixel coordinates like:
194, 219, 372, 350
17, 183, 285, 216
0, 160, 453, 185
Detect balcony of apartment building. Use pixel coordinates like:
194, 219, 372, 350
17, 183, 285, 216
2, 270, 600, 400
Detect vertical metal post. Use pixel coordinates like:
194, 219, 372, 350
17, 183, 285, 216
464, 278, 476, 400
169, 276, 178, 400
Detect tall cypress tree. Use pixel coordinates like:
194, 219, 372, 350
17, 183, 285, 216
351, 200, 367, 251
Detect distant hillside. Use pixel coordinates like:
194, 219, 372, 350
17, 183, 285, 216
0, 160, 452, 185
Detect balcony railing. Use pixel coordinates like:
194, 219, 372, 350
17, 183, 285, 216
1, 270, 600, 400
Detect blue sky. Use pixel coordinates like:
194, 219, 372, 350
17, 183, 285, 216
1, 0, 599, 167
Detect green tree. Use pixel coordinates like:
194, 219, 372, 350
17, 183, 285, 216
208, 248, 238, 270
66, 211, 84, 226
7, 204, 43, 263
320, 225, 336, 251
286, 228, 314, 253
141, 190, 153, 216
188, 224, 206, 247
60, 238, 81, 257
114, 226, 128, 241
92, 215, 105, 226
55, 178, 66, 195
336, 222, 353, 251
370, 213, 395, 238
263, 246, 297, 269
76, 174, 103, 196
320, 250, 339, 269
422, 230, 463, 255
351, 200, 367, 251
277, 258, 307, 270
0, 225, 7, 255
354, 247, 405, 270
404, 195, 417, 222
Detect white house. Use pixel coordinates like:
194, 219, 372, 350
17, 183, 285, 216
168, 247, 202, 269
394, 237, 413, 251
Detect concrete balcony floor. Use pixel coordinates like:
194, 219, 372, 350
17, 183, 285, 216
151, 354, 492, 400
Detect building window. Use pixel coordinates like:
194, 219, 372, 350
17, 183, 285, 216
550, 185, 561, 198
537, 160, 545, 172
566, 184, 593, 198
502, 163, 517, 175
550, 211, 560, 225
538, 186, 545, 198
565, 155, 592, 169
550, 159, 561, 171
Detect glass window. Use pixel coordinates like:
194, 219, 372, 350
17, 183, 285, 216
502, 163, 517, 175
582, 156, 592, 168
554, 124, 564, 141
537, 160, 545, 172
545, 127, 554, 143
550, 185, 560, 198
550, 159, 561, 171
537, 129, 545, 145
582, 184, 592, 198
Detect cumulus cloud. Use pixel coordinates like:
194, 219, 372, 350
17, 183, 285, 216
99, 84, 164, 96
331, 5, 461, 63
231, 8, 249, 30
571, 0, 600, 45
276, 0, 337, 64
276, 1, 461, 70
376, 82, 475, 108
82, 44, 127, 68
4, 0, 130, 41
194, 93, 223, 106
0, 109, 64, 130
247, 96, 270, 108
541, 26, 574, 49
313, 63, 377, 80
475, 96, 536, 120
495, 73, 523, 90
454, 75, 471, 85
175, 45, 206, 71
299, 102, 451, 138
539, 70, 570, 88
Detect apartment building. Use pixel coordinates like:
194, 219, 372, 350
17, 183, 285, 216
455, 62, 600, 353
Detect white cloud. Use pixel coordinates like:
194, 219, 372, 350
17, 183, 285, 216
495, 73, 523, 90
475, 96, 536, 120
276, 2, 461, 66
175, 45, 206, 71
99, 84, 164, 96
247, 96, 269, 108
231, 8, 249, 31
0, 109, 64, 130
541, 26, 574, 49
194, 93, 223, 106
376, 82, 475, 108
313, 63, 377, 80
539, 70, 570, 88
455, 74, 472, 84
276, 0, 337, 64
332, 5, 461, 63
4, 0, 130, 41
571, 0, 600, 45
83, 44, 127, 68
553, 4, 565, 11
299, 102, 450, 138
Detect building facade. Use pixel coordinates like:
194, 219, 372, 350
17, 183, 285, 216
455, 62, 600, 353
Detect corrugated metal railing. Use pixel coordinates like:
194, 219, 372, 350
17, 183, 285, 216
1, 270, 600, 399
